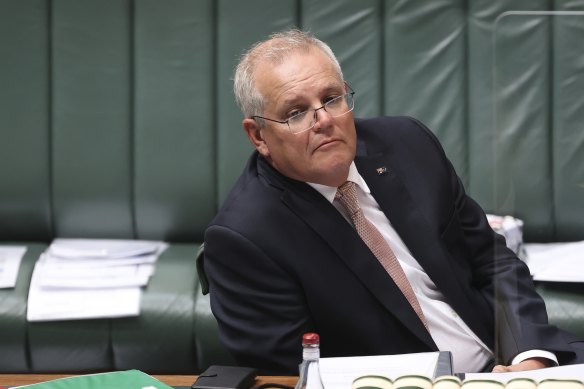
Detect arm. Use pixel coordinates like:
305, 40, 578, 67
204, 224, 312, 375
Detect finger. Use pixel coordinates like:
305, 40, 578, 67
492, 365, 510, 373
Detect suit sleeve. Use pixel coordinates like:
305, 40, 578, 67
204, 224, 312, 375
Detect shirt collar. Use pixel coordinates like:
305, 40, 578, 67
307, 162, 371, 203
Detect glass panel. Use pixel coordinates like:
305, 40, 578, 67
492, 11, 584, 243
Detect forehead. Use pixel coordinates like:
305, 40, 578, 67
254, 48, 343, 107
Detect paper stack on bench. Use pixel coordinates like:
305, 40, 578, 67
524, 241, 584, 282
27, 239, 168, 322
486, 214, 527, 260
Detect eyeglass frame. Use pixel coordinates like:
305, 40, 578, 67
250, 84, 355, 135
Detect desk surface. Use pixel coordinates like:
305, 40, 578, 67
0, 374, 297, 388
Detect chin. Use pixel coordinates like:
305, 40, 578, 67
317, 160, 352, 186
328, 151, 353, 171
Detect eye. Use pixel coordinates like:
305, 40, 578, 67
323, 94, 342, 105
286, 109, 306, 121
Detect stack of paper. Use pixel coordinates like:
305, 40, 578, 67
524, 241, 584, 282
487, 214, 527, 260
27, 239, 168, 322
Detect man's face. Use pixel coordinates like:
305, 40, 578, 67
244, 48, 357, 187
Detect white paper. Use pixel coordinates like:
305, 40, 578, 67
27, 259, 141, 321
26, 238, 167, 321
48, 238, 167, 259
44, 253, 160, 267
464, 363, 584, 384
524, 241, 584, 282
39, 262, 154, 288
0, 246, 27, 288
311, 352, 440, 389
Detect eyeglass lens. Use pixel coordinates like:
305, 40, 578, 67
288, 93, 354, 134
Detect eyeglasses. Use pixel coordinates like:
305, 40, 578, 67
252, 85, 355, 134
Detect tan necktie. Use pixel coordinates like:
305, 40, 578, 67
335, 181, 429, 331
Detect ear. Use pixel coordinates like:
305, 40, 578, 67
243, 118, 270, 159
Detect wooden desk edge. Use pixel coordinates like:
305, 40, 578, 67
0, 374, 298, 388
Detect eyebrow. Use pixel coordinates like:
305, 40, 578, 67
280, 84, 344, 108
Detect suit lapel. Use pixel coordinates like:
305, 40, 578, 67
355, 154, 436, 270
355, 152, 493, 347
259, 156, 437, 350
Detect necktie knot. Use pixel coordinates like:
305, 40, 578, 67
335, 181, 360, 217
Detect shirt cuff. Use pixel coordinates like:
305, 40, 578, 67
511, 350, 558, 366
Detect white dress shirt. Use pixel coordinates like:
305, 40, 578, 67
308, 162, 556, 373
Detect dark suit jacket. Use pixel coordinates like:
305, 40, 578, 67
204, 116, 582, 375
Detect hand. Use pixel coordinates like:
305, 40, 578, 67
492, 357, 552, 373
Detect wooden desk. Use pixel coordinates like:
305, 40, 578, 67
0, 374, 297, 388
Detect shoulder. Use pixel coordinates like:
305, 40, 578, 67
355, 115, 426, 130
210, 154, 279, 227
355, 115, 418, 129
355, 116, 446, 155
207, 152, 308, 242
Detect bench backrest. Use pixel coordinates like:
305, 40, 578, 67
1, 0, 582, 243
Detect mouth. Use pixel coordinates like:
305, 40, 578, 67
314, 139, 341, 152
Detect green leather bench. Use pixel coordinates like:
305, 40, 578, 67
0, 244, 230, 374
1, 0, 582, 374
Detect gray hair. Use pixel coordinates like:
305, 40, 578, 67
233, 29, 344, 124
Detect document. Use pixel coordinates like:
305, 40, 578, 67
311, 352, 448, 389
26, 239, 168, 321
27, 286, 141, 321
38, 260, 154, 288
524, 241, 584, 282
0, 245, 26, 288
27, 259, 142, 321
48, 238, 166, 259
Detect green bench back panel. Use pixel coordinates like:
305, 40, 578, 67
1, 0, 583, 243
51, 1, 135, 239
0, 0, 52, 241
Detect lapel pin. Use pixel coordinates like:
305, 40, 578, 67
376, 166, 388, 176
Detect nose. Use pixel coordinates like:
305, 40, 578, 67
312, 106, 333, 131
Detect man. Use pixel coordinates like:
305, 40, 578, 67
203, 29, 583, 375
